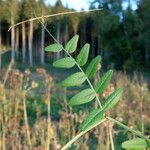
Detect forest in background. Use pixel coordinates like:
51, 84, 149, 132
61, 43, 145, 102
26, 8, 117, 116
0, 0, 150, 149
0, 0, 150, 71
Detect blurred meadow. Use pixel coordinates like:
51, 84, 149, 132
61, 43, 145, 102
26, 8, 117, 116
0, 0, 150, 149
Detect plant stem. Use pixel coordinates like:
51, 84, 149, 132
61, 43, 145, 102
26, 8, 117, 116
108, 121, 115, 150
37, 17, 150, 149
64, 50, 102, 108
37, 19, 102, 109
2, 115, 6, 150
47, 85, 51, 150
9, 9, 103, 31
61, 131, 85, 150
3, 62, 13, 86
61, 118, 106, 150
23, 92, 32, 150
107, 117, 150, 142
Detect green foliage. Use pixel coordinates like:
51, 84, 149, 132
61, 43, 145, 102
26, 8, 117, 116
94, 70, 113, 95
45, 43, 63, 52
76, 43, 90, 66
122, 138, 148, 150
65, 35, 79, 53
4, 0, 20, 23
22, 0, 38, 18
44, 34, 148, 149
53, 57, 75, 68
86, 56, 101, 78
0, 0, 150, 148
81, 109, 104, 131
103, 88, 123, 111
61, 72, 86, 87
81, 88, 123, 131
69, 88, 95, 106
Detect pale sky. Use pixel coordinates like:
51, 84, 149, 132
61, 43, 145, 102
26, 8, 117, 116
45, 0, 137, 11
46, 0, 89, 10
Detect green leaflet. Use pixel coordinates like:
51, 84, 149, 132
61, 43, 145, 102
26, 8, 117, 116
69, 88, 95, 106
45, 43, 63, 52
122, 138, 147, 150
86, 56, 101, 78
81, 88, 123, 131
76, 43, 90, 66
65, 35, 79, 53
81, 109, 105, 131
103, 88, 123, 111
53, 57, 75, 68
61, 72, 86, 87
94, 70, 113, 95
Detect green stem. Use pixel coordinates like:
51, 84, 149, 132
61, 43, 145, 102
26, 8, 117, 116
37, 18, 102, 109
64, 49, 102, 108
61, 118, 106, 150
23, 92, 32, 150
61, 131, 85, 150
3, 62, 13, 86
36, 16, 149, 149
107, 117, 150, 142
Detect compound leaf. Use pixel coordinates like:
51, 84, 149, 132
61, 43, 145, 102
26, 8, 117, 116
81, 109, 105, 131
45, 43, 63, 52
69, 88, 95, 106
65, 35, 79, 53
76, 43, 90, 66
94, 70, 113, 95
86, 56, 101, 79
53, 57, 75, 68
61, 72, 86, 87
122, 138, 147, 150
103, 88, 123, 111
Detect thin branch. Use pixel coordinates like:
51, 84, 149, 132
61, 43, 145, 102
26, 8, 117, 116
36, 14, 103, 109
8, 8, 103, 31
107, 117, 150, 142
61, 118, 106, 150
3, 62, 13, 86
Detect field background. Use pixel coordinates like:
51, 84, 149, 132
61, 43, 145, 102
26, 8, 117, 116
0, 0, 150, 149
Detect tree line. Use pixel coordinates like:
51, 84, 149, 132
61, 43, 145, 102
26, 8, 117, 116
0, 0, 149, 71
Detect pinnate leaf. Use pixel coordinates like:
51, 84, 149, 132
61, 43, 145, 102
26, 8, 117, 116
45, 43, 62, 52
53, 57, 75, 68
69, 88, 95, 106
76, 43, 90, 66
103, 88, 123, 111
65, 35, 79, 53
86, 56, 101, 78
122, 138, 147, 150
94, 70, 113, 95
61, 72, 86, 87
81, 109, 105, 131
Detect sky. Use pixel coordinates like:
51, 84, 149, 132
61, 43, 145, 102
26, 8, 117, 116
46, 0, 89, 10
45, 0, 137, 11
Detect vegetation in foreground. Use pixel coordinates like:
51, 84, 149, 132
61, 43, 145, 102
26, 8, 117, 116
0, 35, 149, 149
0, 66, 149, 149
0, 0, 150, 149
